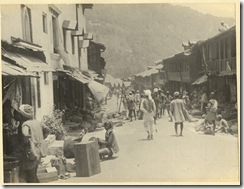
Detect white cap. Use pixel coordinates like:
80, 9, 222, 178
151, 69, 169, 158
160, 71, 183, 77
144, 90, 151, 96
153, 88, 159, 93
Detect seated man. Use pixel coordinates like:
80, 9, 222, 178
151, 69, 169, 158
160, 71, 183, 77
97, 121, 119, 159
195, 114, 207, 132
216, 114, 230, 133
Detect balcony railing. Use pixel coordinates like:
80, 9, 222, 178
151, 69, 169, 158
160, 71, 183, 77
207, 57, 236, 72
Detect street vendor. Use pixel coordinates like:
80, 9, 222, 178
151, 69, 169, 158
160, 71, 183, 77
215, 114, 230, 133
206, 92, 218, 135
97, 121, 119, 159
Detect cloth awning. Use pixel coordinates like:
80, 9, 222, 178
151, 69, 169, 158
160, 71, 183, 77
62, 20, 77, 30
192, 74, 208, 85
88, 80, 109, 101
3, 51, 54, 72
2, 60, 39, 77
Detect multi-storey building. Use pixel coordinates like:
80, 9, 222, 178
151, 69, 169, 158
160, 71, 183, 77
2, 4, 107, 121
163, 43, 202, 94
198, 26, 236, 102
132, 64, 165, 92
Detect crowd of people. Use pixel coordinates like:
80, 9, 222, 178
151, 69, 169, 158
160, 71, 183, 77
2, 86, 236, 183
114, 86, 235, 139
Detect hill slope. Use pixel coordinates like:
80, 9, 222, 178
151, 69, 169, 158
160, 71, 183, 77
85, 4, 235, 78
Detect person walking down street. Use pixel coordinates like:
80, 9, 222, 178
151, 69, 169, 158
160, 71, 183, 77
127, 91, 136, 121
97, 121, 119, 159
140, 90, 156, 140
158, 90, 165, 118
18, 104, 46, 183
152, 88, 160, 124
200, 87, 208, 113
170, 91, 187, 136
138, 93, 145, 120
160, 90, 166, 116
164, 91, 173, 121
135, 90, 141, 118
206, 92, 218, 135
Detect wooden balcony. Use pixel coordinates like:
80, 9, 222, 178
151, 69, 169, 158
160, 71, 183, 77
207, 57, 236, 73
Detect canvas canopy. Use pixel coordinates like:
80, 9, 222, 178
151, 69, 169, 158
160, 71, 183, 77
88, 80, 109, 101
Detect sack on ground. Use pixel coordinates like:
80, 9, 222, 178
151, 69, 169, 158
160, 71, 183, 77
204, 128, 213, 135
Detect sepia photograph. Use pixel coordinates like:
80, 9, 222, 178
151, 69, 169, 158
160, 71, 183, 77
0, 0, 240, 185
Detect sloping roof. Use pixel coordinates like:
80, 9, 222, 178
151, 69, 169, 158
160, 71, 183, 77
135, 68, 158, 77
57, 66, 90, 84
192, 74, 208, 85
2, 60, 38, 77
200, 26, 235, 45
155, 59, 163, 65
148, 64, 164, 70
2, 50, 53, 72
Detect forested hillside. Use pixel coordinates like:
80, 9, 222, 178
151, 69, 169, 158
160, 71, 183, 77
85, 4, 235, 78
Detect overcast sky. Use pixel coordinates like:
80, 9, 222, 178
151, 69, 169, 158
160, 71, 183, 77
174, 3, 236, 18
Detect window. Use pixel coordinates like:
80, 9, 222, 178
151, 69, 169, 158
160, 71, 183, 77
36, 74, 41, 108
21, 5, 32, 42
49, 5, 61, 53
44, 72, 49, 85
52, 16, 58, 53
42, 13, 47, 33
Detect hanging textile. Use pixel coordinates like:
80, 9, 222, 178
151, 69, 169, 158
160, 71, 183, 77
3, 79, 22, 110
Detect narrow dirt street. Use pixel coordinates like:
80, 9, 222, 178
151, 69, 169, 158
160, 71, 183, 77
55, 96, 239, 184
